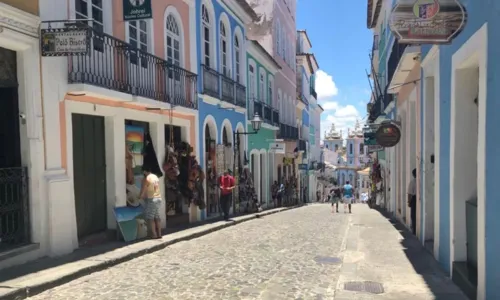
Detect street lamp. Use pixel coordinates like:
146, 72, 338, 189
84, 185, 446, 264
232, 113, 263, 213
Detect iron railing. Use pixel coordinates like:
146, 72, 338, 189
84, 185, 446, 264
248, 98, 279, 126
0, 167, 30, 251
67, 24, 198, 109
201, 65, 246, 108
278, 123, 299, 140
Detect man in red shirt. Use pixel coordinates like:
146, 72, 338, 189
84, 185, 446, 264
219, 169, 235, 220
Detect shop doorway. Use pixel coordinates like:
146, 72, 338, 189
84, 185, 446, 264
72, 114, 107, 239
451, 66, 479, 295
0, 47, 30, 251
164, 124, 190, 225
423, 76, 436, 252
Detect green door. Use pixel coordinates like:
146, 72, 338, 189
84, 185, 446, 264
72, 114, 107, 238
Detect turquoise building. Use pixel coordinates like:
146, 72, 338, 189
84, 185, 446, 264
246, 40, 281, 208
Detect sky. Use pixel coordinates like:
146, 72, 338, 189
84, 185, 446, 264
296, 0, 373, 140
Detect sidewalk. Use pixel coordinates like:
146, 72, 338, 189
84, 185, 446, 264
0, 206, 297, 300
334, 204, 467, 299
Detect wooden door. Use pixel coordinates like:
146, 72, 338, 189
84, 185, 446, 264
72, 114, 107, 238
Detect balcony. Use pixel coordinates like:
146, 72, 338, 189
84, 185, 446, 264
296, 92, 309, 109
67, 24, 197, 109
201, 65, 246, 108
248, 98, 279, 127
278, 123, 299, 140
310, 87, 317, 99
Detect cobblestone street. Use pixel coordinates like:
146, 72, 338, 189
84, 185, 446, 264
27, 204, 466, 300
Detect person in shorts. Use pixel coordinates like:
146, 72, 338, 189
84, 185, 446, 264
140, 166, 163, 239
331, 187, 341, 213
342, 181, 354, 213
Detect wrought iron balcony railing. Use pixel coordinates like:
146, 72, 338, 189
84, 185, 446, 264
278, 123, 299, 140
248, 98, 279, 126
201, 65, 246, 108
68, 24, 198, 109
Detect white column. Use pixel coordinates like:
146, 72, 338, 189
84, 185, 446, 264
105, 115, 126, 229
148, 120, 166, 227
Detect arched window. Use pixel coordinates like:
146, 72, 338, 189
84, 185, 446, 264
201, 5, 211, 67
219, 20, 228, 76
165, 14, 181, 67
234, 35, 241, 83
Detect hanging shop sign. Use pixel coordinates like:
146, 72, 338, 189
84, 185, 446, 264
269, 142, 285, 154
41, 27, 90, 56
375, 123, 401, 147
389, 0, 467, 44
368, 145, 384, 153
298, 164, 308, 171
123, 0, 152, 21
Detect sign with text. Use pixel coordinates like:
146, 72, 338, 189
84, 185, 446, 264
375, 123, 401, 147
389, 0, 467, 44
41, 27, 89, 56
298, 163, 308, 171
368, 145, 384, 153
269, 142, 285, 154
123, 0, 152, 21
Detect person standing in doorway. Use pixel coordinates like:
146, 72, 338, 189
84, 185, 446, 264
407, 168, 417, 235
219, 169, 235, 221
342, 181, 354, 213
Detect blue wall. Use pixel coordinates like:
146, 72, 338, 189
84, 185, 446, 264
420, 1, 500, 295
195, 0, 247, 167
195, 0, 246, 91
197, 101, 245, 167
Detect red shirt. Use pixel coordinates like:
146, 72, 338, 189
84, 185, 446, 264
219, 175, 235, 195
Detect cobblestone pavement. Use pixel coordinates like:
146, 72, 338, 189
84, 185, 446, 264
28, 204, 466, 300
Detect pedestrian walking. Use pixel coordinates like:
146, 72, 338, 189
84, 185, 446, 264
407, 168, 417, 235
331, 187, 341, 213
140, 166, 163, 239
219, 169, 235, 221
342, 181, 354, 213
271, 181, 279, 207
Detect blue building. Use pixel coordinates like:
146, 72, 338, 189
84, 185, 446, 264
367, 0, 500, 299
419, 1, 500, 298
195, 0, 258, 218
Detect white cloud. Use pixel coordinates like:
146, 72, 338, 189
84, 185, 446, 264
320, 105, 361, 140
315, 70, 339, 99
319, 101, 338, 110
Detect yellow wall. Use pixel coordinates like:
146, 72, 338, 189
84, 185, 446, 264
3, 0, 38, 15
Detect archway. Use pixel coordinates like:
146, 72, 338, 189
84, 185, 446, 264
203, 116, 217, 217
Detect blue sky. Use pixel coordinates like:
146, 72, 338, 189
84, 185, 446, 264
297, 0, 373, 139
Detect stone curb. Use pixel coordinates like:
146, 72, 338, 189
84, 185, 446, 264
1, 205, 302, 300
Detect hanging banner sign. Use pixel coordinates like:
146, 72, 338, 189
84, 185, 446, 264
123, 0, 153, 21
389, 0, 467, 44
41, 27, 90, 56
375, 123, 401, 147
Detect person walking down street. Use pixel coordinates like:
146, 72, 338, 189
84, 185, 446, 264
342, 181, 354, 213
140, 166, 163, 239
219, 169, 235, 221
331, 187, 341, 213
407, 168, 417, 235
271, 181, 279, 207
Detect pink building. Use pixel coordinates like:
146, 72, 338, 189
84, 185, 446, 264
247, 0, 298, 180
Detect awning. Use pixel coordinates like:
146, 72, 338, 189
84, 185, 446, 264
387, 45, 420, 94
